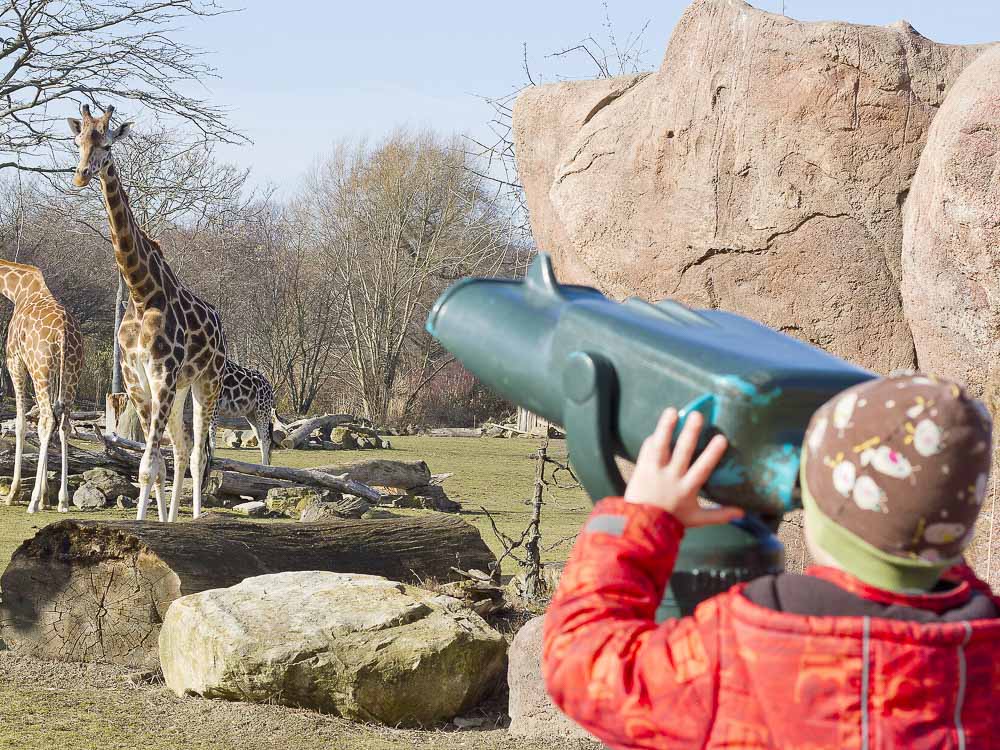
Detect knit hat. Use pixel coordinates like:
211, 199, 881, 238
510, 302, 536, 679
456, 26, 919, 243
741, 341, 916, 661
801, 374, 993, 592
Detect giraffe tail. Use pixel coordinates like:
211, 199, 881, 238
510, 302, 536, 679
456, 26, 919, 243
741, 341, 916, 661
200, 416, 215, 489
51, 329, 68, 427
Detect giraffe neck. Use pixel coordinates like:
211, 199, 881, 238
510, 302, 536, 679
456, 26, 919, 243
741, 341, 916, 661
0, 261, 45, 306
99, 159, 169, 306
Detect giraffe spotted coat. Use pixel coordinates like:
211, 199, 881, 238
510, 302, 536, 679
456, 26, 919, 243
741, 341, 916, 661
70, 105, 225, 522
216, 360, 277, 465
0, 261, 84, 513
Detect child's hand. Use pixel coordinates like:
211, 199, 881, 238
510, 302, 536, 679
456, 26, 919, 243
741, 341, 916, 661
624, 407, 744, 527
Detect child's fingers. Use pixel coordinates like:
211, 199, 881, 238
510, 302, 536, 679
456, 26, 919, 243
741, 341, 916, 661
669, 411, 703, 473
684, 504, 745, 528
654, 408, 679, 466
637, 408, 677, 468
684, 433, 729, 490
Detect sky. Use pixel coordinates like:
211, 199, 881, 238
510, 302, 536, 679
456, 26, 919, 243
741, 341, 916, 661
173, 0, 1000, 192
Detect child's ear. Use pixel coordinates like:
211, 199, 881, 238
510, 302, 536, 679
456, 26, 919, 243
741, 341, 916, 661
110, 121, 133, 141
67, 118, 82, 136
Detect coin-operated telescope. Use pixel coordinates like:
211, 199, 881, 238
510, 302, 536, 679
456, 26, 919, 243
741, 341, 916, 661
427, 254, 874, 614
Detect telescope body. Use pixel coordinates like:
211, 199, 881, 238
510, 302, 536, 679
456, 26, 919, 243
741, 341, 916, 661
428, 254, 874, 517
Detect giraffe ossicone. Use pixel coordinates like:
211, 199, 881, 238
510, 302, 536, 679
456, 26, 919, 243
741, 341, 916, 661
69, 104, 226, 522
0, 261, 84, 514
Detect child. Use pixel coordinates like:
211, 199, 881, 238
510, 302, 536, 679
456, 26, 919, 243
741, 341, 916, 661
543, 374, 998, 749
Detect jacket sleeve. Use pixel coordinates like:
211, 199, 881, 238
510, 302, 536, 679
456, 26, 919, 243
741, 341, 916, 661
542, 497, 720, 749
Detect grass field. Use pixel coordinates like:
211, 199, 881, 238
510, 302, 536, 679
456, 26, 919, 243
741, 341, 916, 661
0, 435, 595, 749
0, 435, 593, 577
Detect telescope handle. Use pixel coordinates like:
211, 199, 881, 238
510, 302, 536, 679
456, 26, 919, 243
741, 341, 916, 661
562, 351, 627, 501
563, 352, 725, 503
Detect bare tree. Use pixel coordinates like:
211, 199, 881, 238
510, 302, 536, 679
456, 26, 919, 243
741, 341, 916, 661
306, 132, 517, 425
245, 210, 347, 416
0, 0, 242, 176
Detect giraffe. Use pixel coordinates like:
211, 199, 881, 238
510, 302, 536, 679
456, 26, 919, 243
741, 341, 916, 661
215, 360, 279, 465
0, 261, 84, 513
68, 105, 225, 522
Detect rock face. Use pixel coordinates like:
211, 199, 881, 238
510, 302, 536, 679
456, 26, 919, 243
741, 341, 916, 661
508, 616, 599, 743
160, 571, 507, 726
513, 0, 990, 374
901, 45, 1000, 402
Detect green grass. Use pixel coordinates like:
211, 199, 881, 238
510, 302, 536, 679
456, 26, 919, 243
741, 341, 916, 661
0, 436, 595, 749
227, 435, 592, 575
0, 436, 592, 579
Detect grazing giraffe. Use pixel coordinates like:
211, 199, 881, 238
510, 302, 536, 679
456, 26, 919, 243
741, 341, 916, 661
0, 261, 84, 513
68, 105, 225, 522
215, 360, 278, 465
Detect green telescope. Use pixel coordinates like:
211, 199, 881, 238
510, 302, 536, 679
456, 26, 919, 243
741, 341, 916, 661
427, 254, 875, 613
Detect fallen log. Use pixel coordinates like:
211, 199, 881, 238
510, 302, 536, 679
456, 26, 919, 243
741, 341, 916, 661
279, 414, 355, 449
0, 434, 139, 478
425, 427, 483, 438
312, 459, 431, 490
97, 431, 381, 503
0, 515, 496, 667
206, 461, 432, 501
205, 470, 296, 500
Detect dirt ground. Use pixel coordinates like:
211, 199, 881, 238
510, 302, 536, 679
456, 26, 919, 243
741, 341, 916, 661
0, 651, 597, 750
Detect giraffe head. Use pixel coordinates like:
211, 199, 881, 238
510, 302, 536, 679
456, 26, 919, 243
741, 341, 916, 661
67, 105, 132, 187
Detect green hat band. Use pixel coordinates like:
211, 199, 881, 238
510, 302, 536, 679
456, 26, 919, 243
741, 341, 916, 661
800, 452, 954, 594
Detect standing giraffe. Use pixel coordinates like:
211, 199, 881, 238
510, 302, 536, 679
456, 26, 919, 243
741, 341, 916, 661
68, 105, 225, 522
0, 261, 84, 513
216, 360, 279, 465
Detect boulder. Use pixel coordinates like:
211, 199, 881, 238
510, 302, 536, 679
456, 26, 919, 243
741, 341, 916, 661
82, 468, 138, 500
221, 429, 244, 449
72, 483, 107, 510
264, 486, 337, 517
393, 485, 461, 513
159, 571, 507, 726
901, 44, 1000, 402
508, 616, 599, 742
115, 494, 136, 510
232, 500, 266, 517
328, 426, 358, 449
512, 0, 989, 374
299, 495, 371, 522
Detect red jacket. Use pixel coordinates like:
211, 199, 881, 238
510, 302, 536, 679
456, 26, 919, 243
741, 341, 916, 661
543, 498, 1000, 749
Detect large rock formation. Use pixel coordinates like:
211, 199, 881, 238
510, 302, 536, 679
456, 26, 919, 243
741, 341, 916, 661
513, 0, 989, 373
160, 572, 507, 726
508, 616, 600, 743
901, 45, 1000, 403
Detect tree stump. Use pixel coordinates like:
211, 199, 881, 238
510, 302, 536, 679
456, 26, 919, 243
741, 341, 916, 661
0, 515, 495, 668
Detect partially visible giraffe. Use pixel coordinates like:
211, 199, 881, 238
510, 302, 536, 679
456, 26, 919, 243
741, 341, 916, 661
68, 105, 225, 522
0, 261, 84, 513
215, 360, 279, 465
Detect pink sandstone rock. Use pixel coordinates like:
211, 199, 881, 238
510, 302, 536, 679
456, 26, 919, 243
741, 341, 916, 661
513, 0, 989, 373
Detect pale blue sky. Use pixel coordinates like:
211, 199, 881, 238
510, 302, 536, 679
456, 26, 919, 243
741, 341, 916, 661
175, 0, 1000, 191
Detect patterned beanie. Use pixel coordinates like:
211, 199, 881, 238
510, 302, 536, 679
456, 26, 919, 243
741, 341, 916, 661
801, 374, 993, 592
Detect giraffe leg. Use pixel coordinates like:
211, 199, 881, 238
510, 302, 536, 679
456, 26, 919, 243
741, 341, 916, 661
166, 387, 191, 523
28, 400, 54, 514
57, 410, 71, 512
4, 357, 27, 506
136, 389, 172, 523
189, 381, 219, 521
248, 410, 271, 466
